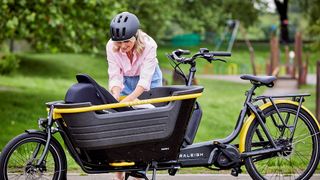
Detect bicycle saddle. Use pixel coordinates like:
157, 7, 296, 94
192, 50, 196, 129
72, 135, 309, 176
240, 74, 276, 87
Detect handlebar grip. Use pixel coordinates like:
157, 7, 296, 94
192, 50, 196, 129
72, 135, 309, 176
174, 49, 190, 57
180, 49, 191, 55
171, 49, 191, 62
211, 51, 231, 57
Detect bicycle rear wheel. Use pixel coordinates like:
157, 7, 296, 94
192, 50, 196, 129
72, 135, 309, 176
244, 103, 320, 180
0, 132, 67, 180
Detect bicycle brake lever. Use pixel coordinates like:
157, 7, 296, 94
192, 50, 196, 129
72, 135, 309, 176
166, 53, 176, 61
206, 57, 227, 63
214, 58, 227, 63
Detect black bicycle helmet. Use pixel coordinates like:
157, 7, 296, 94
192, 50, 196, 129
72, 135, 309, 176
110, 12, 140, 41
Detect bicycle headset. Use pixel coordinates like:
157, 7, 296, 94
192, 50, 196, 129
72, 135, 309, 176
110, 12, 140, 41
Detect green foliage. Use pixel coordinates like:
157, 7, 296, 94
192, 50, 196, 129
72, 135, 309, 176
123, 0, 180, 41
220, 0, 260, 28
0, 0, 261, 53
0, 53, 20, 75
0, 0, 127, 53
124, 0, 260, 40
299, 0, 320, 49
171, 0, 224, 34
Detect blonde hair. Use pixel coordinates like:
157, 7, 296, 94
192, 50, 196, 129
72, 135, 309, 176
112, 29, 146, 56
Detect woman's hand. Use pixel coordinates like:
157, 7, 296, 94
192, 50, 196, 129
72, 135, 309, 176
112, 93, 120, 101
111, 86, 121, 101
120, 86, 144, 103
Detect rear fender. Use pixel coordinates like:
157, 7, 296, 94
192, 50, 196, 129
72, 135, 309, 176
239, 100, 320, 153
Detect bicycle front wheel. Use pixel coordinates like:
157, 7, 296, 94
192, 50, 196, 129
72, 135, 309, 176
244, 103, 320, 180
0, 132, 67, 180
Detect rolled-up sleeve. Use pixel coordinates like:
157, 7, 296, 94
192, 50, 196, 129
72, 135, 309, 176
106, 44, 124, 91
137, 46, 158, 91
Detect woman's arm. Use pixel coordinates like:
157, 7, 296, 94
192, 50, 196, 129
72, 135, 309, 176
111, 86, 121, 101
106, 41, 124, 96
120, 85, 144, 102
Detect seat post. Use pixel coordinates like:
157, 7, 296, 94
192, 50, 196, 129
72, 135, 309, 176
245, 84, 258, 102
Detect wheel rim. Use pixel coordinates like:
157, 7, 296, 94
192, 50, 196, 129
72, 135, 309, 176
4, 137, 61, 180
247, 108, 319, 179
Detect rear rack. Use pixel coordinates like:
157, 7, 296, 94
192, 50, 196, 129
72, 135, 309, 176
253, 93, 311, 134
254, 93, 310, 101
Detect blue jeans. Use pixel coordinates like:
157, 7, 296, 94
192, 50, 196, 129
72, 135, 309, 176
121, 65, 162, 96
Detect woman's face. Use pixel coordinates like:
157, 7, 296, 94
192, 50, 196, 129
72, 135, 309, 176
115, 37, 136, 53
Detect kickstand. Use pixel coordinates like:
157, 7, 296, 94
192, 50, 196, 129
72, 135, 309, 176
151, 168, 157, 180
125, 171, 149, 180
151, 161, 158, 180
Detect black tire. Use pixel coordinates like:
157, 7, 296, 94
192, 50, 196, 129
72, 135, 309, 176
244, 103, 320, 180
0, 132, 67, 180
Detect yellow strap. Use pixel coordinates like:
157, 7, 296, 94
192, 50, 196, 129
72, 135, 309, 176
119, 96, 126, 101
109, 162, 135, 167
53, 93, 202, 119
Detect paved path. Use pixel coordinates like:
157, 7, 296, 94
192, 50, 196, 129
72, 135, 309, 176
197, 74, 247, 84
67, 173, 320, 180
67, 173, 249, 180
263, 78, 298, 95
307, 74, 317, 85
198, 74, 305, 96
197, 74, 316, 85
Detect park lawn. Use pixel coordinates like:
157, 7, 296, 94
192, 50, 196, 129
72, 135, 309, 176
0, 52, 259, 171
157, 42, 270, 75
159, 41, 320, 75
0, 52, 318, 173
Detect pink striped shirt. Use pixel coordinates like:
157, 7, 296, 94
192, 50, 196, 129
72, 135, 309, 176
106, 34, 159, 91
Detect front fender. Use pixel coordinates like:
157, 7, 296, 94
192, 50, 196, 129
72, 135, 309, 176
25, 129, 62, 144
238, 100, 320, 153
24, 129, 65, 154
25, 129, 46, 135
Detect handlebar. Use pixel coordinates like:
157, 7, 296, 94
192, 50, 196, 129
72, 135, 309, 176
209, 51, 231, 57
169, 48, 231, 64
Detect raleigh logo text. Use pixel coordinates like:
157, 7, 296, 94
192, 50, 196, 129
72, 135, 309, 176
179, 152, 204, 159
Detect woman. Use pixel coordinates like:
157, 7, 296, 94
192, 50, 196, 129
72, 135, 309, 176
107, 11, 162, 103
106, 12, 162, 180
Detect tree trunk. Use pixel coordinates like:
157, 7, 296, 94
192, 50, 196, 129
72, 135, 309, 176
9, 38, 14, 53
274, 0, 289, 44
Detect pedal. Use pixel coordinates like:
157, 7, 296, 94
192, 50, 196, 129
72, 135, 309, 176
125, 171, 148, 180
168, 165, 180, 176
230, 167, 242, 177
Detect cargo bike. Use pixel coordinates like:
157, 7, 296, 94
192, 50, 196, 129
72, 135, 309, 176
0, 48, 320, 180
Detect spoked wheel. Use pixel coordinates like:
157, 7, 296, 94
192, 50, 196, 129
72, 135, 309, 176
245, 103, 320, 180
0, 133, 67, 180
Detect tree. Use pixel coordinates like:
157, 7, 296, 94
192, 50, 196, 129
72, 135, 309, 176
299, 0, 320, 49
123, 0, 180, 41
0, 0, 127, 53
0, 0, 262, 53
170, 0, 260, 35
274, 0, 289, 44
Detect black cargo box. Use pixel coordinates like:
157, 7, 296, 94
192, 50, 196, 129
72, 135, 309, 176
56, 76, 203, 162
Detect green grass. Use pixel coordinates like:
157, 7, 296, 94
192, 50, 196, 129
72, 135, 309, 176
299, 84, 317, 114
0, 53, 109, 170
0, 50, 319, 173
0, 52, 255, 171
194, 79, 259, 142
